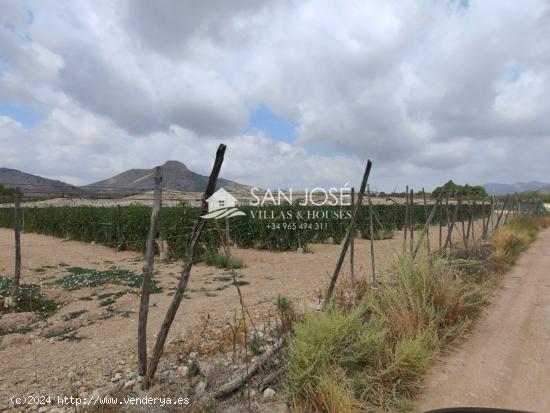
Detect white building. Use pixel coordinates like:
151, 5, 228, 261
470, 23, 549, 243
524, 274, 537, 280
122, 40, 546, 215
206, 188, 238, 212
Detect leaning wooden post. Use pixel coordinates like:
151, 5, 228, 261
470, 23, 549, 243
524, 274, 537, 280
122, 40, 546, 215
349, 187, 355, 282
409, 189, 414, 256
494, 194, 510, 230
138, 167, 162, 376
323, 160, 372, 308
144, 144, 226, 389
443, 197, 460, 249
10, 187, 22, 305
367, 185, 376, 285
413, 197, 441, 259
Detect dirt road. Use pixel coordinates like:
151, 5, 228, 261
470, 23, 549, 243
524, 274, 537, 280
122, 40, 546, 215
417, 227, 550, 412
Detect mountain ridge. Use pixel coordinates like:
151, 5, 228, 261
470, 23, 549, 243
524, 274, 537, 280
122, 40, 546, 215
0, 161, 251, 196
483, 181, 550, 196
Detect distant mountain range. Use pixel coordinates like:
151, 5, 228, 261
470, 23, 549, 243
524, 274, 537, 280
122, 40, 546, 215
0, 161, 250, 197
0, 167, 83, 196
483, 181, 550, 196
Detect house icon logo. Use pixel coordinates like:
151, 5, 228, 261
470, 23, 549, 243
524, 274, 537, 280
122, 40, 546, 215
201, 188, 247, 219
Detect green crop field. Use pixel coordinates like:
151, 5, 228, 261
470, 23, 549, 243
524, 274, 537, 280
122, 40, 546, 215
0, 203, 488, 258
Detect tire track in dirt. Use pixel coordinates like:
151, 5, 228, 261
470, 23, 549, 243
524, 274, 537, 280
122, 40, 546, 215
416, 227, 550, 412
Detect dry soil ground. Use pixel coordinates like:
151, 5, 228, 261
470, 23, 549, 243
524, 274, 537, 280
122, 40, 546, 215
417, 226, 550, 412
0, 221, 478, 411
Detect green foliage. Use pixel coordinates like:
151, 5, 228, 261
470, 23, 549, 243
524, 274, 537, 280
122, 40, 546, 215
205, 252, 244, 269
0, 276, 60, 318
0, 205, 221, 258
0, 203, 488, 254
0, 326, 34, 336
432, 180, 487, 199
55, 267, 161, 292
362, 227, 394, 240
0, 185, 16, 204
250, 329, 262, 355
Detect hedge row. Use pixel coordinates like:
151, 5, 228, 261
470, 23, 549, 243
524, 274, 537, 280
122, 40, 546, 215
0, 203, 488, 256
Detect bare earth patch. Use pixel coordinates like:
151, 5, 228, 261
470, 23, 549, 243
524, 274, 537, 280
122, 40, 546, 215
0, 222, 477, 410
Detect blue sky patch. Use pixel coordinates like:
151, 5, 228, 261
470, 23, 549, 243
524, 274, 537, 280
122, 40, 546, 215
0, 101, 41, 127
245, 103, 297, 143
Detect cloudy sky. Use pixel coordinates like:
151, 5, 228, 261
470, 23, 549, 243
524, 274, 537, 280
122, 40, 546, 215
1, 0, 550, 191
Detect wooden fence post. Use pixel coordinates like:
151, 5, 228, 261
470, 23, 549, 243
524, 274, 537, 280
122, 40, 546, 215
367, 185, 376, 285
409, 189, 414, 256
464, 197, 471, 249
403, 185, 409, 253
494, 194, 510, 231
443, 197, 460, 250
349, 187, 355, 282
481, 197, 486, 240
10, 187, 22, 305
323, 160, 372, 308
446, 191, 451, 247
413, 197, 440, 259
138, 167, 162, 376
422, 188, 431, 258
143, 144, 226, 389
485, 196, 494, 239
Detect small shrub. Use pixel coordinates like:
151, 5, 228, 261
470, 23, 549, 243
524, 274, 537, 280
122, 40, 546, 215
276, 295, 294, 333
0, 326, 34, 336
0, 276, 60, 318
205, 252, 244, 269
250, 329, 262, 355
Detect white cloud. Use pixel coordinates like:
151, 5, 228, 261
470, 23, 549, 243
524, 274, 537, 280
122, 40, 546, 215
0, 0, 550, 190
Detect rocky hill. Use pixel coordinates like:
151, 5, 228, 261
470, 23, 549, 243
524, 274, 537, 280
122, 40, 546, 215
86, 160, 250, 194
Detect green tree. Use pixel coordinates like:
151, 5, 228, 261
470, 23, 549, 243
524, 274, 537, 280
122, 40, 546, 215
432, 180, 487, 199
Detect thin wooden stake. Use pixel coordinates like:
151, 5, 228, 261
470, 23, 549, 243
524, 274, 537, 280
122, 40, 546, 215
481, 196, 486, 240
403, 185, 409, 254
367, 185, 376, 285
494, 194, 510, 230
464, 197, 472, 249
446, 191, 451, 248
409, 189, 414, 256
138, 167, 162, 376
144, 144, 227, 388
323, 160, 372, 308
443, 197, 460, 249
438, 194, 443, 251
413, 197, 440, 259
349, 187, 355, 282
10, 187, 22, 305
485, 196, 494, 239
470, 200, 476, 245
422, 188, 431, 258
